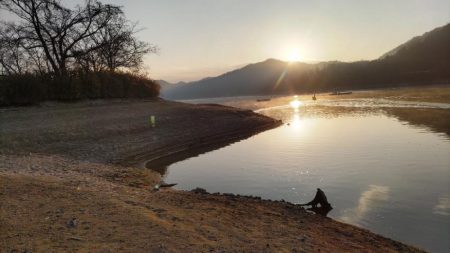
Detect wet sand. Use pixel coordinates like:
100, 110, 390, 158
0, 99, 424, 252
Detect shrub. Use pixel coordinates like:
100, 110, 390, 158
0, 71, 160, 106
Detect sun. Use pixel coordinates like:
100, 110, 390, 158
287, 48, 302, 62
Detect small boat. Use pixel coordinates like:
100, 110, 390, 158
256, 98, 271, 102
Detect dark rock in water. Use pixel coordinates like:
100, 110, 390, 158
191, 187, 208, 194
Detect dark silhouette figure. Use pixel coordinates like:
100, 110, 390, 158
301, 188, 332, 208
301, 188, 333, 216
312, 93, 316, 100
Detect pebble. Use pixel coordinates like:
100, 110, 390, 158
66, 217, 77, 228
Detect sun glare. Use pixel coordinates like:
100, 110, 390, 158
287, 48, 302, 62
290, 97, 302, 109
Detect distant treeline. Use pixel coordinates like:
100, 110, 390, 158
0, 0, 159, 106
163, 23, 450, 99
0, 71, 159, 106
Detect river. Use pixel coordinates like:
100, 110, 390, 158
160, 96, 450, 252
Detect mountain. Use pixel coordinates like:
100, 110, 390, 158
156, 80, 173, 87
160, 60, 318, 99
162, 23, 450, 100
380, 24, 450, 60
379, 23, 450, 75
156, 80, 189, 87
157, 80, 188, 94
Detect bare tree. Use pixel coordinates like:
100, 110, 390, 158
76, 15, 158, 72
0, 25, 34, 75
0, 0, 122, 76
96, 18, 158, 71
0, 28, 25, 75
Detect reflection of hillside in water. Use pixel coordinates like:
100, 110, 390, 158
251, 99, 450, 137
187, 95, 450, 137
383, 108, 450, 137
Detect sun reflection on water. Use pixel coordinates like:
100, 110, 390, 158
290, 96, 302, 110
290, 113, 302, 130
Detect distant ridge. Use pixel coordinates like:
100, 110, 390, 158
380, 24, 449, 59
162, 23, 450, 100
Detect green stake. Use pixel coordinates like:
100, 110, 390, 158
150, 115, 156, 127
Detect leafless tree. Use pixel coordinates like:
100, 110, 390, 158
0, 27, 27, 75
0, 23, 50, 75
0, 0, 123, 76
76, 15, 158, 72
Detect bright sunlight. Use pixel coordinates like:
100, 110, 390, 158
286, 48, 302, 62
289, 96, 302, 109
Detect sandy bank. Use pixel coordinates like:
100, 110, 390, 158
0, 99, 424, 252
0, 99, 278, 165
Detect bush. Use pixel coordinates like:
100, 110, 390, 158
0, 71, 160, 106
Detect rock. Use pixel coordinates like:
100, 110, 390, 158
223, 193, 235, 198
191, 187, 208, 194
66, 217, 77, 228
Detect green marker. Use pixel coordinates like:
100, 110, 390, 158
150, 115, 156, 127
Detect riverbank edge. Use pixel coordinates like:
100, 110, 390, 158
0, 99, 426, 252
140, 118, 282, 170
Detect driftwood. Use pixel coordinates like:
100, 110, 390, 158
300, 188, 333, 216
154, 182, 178, 191
160, 183, 177, 188
300, 188, 332, 208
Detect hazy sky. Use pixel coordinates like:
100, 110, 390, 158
27, 1, 450, 81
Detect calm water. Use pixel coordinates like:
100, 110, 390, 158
161, 97, 450, 253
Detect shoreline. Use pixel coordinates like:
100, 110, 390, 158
0, 99, 425, 252
142, 119, 281, 171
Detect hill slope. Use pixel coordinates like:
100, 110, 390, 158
162, 23, 450, 100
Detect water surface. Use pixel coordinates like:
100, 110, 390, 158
162, 97, 450, 252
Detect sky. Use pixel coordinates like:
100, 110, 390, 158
7, 0, 450, 82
